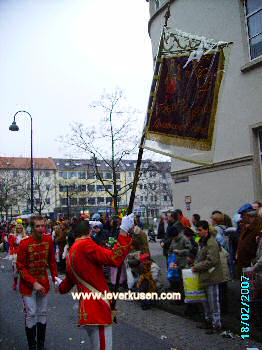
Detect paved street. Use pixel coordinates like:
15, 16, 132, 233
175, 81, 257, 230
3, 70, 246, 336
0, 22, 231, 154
1, 253, 262, 350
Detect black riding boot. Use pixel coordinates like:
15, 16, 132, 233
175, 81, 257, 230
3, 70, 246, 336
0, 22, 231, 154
36, 322, 46, 350
25, 325, 37, 350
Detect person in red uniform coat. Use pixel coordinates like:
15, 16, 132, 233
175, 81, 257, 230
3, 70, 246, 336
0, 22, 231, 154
9, 223, 27, 290
55, 214, 134, 350
176, 209, 191, 228
17, 215, 58, 350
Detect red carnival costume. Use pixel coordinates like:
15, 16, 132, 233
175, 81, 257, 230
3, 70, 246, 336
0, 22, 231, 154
59, 234, 132, 325
9, 230, 27, 290
56, 214, 134, 350
17, 233, 57, 350
17, 234, 57, 296
9, 233, 19, 255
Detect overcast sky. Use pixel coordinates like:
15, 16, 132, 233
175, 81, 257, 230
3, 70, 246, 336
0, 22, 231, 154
0, 0, 154, 159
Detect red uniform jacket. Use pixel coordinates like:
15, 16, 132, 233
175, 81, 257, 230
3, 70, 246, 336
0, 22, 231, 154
9, 234, 19, 255
59, 234, 132, 326
180, 216, 191, 228
17, 234, 57, 296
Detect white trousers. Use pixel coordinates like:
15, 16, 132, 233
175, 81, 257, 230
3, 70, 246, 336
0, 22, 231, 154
12, 255, 18, 278
85, 325, 112, 350
22, 292, 48, 328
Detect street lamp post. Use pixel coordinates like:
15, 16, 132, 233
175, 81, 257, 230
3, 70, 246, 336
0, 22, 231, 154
9, 110, 34, 214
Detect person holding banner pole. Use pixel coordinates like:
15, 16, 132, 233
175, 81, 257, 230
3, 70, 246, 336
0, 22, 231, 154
56, 215, 133, 350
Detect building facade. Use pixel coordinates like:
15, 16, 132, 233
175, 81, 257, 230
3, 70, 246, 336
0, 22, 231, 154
146, 0, 262, 218
134, 160, 173, 221
0, 156, 173, 219
54, 158, 124, 217
0, 157, 57, 217
55, 158, 173, 219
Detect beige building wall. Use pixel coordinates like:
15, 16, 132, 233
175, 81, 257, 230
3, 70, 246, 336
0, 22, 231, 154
172, 162, 254, 218
147, 0, 262, 216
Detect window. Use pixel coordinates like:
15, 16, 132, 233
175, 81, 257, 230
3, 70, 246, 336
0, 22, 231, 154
96, 185, 104, 192
78, 171, 86, 179
87, 184, 95, 192
149, 183, 157, 190
59, 185, 66, 192
139, 184, 143, 190
70, 198, 77, 206
59, 171, 67, 179
68, 172, 77, 179
97, 197, 105, 204
245, 0, 262, 59
87, 172, 96, 179
88, 198, 96, 205
46, 198, 51, 205
45, 171, 50, 177
79, 198, 87, 205
68, 185, 76, 192
13, 170, 18, 177
116, 173, 120, 180
104, 172, 112, 179
78, 185, 86, 192
151, 196, 154, 202
128, 172, 132, 178
116, 185, 121, 191
140, 196, 143, 202
163, 183, 167, 190
105, 184, 112, 191
46, 185, 50, 191
106, 197, 112, 205
154, 0, 167, 11
164, 195, 168, 202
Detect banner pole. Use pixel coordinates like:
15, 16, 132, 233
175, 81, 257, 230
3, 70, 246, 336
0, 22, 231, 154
111, 12, 168, 321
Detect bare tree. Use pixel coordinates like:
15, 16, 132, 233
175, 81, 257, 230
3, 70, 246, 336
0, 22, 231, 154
0, 170, 24, 219
62, 89, 139, 214
18, 170, 56, 215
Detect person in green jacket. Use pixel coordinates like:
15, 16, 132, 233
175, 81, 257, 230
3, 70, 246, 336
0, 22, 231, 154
192, 220, 223, 334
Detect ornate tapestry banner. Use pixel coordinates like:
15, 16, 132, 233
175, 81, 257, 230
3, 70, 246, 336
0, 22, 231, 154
144, 27, 232, 164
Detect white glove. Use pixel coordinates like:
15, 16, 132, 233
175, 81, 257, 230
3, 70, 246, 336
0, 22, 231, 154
120, 213, 134, 233
54, 276, 63, 288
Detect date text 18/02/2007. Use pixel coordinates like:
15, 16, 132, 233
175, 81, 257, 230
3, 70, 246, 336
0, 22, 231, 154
241, 274, 251, 340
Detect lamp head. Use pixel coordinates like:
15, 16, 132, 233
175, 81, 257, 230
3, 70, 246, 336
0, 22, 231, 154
9, 121, 19, 131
